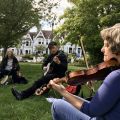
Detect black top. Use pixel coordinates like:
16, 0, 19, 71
0, 56, 20, 71
42, 50, 68, 77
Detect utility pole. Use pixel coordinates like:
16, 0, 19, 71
51, 22, 54, 41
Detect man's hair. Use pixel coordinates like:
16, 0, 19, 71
48, 41, 58, 49
100, 23, 120, 53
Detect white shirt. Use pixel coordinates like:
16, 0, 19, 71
5, 59, 13, 71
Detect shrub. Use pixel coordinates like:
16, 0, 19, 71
22, 54, 33, 60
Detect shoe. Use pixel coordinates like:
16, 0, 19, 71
11, 88, 23, 100
0, 75, 9, 85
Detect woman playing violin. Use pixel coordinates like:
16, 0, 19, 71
47, 23, 120, 120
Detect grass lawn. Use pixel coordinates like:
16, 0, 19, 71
0, 63, 101, 120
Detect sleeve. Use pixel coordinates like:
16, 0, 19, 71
55, 53, 68, 70
14, 57, 20, 71
0, 57, 5, 70
80, 70, 120, 117
42, 55, 51, 69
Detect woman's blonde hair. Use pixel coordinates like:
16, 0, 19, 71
100, 23, 120, 53
5, 48, 14, 58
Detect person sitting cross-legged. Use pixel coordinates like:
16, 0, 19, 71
0, 48, 20, 85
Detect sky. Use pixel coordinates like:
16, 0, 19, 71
52, 0, 71, 16
30, 0, 72, 32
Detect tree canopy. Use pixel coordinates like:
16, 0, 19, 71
0, 0, 58, 55
54, 0, 120, 64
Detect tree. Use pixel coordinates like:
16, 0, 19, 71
35, 44, 46, 55
54, 0, 120, 64
0, 0, 58, 56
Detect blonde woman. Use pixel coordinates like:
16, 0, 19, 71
0, 48, 20, 84
48, 24, 120, 120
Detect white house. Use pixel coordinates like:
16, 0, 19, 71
0, 30, 82, 58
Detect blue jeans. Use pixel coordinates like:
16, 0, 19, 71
51, 98, 97, 120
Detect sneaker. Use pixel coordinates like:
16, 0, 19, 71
0, 75, 9, 85
11, 88, 23, 100
46, 97, 58, 103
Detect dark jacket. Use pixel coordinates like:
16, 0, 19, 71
42, 50, 68, 77
0, 56, 20, 71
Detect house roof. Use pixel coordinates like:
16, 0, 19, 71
42, 30, 52, 39
29, 32, 37, 40
29, 30, 52, 40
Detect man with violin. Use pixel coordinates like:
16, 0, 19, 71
45, 24, 120, 120
11, 41, 68, 100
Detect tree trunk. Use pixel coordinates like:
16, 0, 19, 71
2, 47, 8, 59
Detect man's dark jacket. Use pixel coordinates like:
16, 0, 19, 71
42, 50, 68, 77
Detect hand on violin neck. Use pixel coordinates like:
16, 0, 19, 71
53, 77, 67, 83
49, 80, 66, 94
46, 78, 62, 89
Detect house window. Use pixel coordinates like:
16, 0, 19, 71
29, 50, 31, 54
46, 48, 48, 54
78, 48, 81, 54
46, 41, 48, 45
26, 41, 29, 46
26, 50, 28, 54
69, 47, 72, 53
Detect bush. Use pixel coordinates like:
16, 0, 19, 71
67, 53, 76, 63
75, 59, 86, 67
43, 54, 48, 59
69, 58, 86, 67
22, 54, 33, 60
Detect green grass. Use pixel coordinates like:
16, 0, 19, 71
0, 63, 52, 120
0, 63, 101, 120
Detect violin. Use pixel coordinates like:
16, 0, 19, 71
67, 58, 120, 85
35, 58, 120, 96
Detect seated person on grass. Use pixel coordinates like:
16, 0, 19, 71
11, 41, 68, 100
47, 23, 120, 120
0, 48, 20, 84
